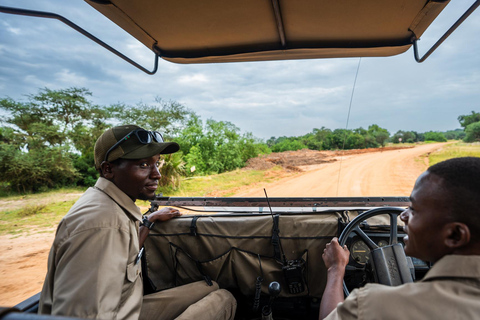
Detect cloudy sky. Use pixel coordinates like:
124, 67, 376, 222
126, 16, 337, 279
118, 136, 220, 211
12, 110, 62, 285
1, 0, 479, 140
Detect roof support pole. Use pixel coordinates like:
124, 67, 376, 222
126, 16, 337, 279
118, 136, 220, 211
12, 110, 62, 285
270, 0, 287, 49
412, 0, 480, 63
0, 5, 160, 74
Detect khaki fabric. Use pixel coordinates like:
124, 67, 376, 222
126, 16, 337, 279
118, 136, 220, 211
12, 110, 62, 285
39, 178, 236, 320
85, 0, 449, 62
144, 212, 341, 298
39, 178, 144, 319
325, 255, 480, 320
140, 281, 236, 320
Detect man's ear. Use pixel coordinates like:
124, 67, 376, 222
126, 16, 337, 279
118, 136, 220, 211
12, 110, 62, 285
444, 222, 471, 249
100, 161, 115, 179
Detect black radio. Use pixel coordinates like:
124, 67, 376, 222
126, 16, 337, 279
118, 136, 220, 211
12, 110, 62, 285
283, 259, 306, 294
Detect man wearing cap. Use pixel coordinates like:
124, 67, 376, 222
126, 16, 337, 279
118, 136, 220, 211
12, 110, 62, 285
38, 125, 236, 320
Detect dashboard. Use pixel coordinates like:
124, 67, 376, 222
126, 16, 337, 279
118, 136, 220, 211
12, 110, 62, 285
344, 231, 431, 291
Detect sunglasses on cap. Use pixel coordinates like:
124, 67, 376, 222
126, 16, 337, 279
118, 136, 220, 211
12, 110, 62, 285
104, 128, 164, 163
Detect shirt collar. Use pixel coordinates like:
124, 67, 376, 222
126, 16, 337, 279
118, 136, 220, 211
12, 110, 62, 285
95, 177, 143, 222
421, 255, 480, 281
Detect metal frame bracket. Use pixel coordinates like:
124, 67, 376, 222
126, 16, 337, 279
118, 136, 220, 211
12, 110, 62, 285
412, 0, 480, 63
0, 5, 160, 75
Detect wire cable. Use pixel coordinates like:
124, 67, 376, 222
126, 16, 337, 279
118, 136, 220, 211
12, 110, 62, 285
336, 58, 362, 196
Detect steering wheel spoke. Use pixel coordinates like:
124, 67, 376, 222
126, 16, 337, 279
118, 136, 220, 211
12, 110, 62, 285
353, 225, 378, 250
389, 212, 400, 245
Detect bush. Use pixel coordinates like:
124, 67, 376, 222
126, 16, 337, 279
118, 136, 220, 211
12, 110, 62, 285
159, 152, 185, 189
463, 121, 480, 142
424, 131, 447, 142
0, 146, 79, 193
271, 139, 307, 152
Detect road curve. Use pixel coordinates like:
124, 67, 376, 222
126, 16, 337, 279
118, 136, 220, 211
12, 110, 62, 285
234, 143, 447, 197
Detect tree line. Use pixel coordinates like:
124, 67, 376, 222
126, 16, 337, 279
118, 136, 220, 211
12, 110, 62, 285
1, 87, 478, 193
0, 88, 266, 193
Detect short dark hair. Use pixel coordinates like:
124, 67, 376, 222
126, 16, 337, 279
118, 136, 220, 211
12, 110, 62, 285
428, 157, 480, 242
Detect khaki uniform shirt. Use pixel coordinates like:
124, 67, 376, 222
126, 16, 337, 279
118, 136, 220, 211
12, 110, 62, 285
325, 255, 480, 320
39, 178, 143, 320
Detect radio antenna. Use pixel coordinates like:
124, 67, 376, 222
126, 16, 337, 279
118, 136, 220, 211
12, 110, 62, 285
336, 57, 362, 196
264, 188, 287, 263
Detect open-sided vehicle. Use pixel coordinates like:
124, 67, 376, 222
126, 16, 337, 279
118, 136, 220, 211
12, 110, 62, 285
1, 1, 478, 319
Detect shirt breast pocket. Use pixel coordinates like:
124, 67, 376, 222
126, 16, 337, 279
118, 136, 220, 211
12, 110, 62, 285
119, 261, 142, 308
126, 261, 141, 282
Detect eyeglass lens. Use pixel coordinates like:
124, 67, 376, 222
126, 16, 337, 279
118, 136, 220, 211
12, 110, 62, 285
135, 130, 152, 144
151, 131, 164, 142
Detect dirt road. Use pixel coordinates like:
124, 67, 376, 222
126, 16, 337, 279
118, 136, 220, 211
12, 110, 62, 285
0, 143, 445, 307
234, 143, 444, 197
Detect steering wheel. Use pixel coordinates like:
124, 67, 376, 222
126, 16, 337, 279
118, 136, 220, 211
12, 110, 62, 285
338, 207, 411, 296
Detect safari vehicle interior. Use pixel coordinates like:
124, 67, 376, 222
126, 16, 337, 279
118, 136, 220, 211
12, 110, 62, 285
1, 1, 479, 319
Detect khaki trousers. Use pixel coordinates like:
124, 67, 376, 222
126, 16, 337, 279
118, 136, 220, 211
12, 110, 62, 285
140, 281, 236, 320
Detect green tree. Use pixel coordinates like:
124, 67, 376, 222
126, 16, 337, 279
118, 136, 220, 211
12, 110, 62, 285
106, 98, 194, 137
345, 133, 365, 149
458, 111, 480, 129
177, 117, 267, 175
1, 87, 107, 152
0, 144, 78, 193
0, 88, 106, 191
271, 138, 307, 152
444, 129, 465, 140
424, 131, 447, 142
324, 129, 351, 150
303, 127, 332, 150
463, 122, 480, 142
368, 124, 390, 147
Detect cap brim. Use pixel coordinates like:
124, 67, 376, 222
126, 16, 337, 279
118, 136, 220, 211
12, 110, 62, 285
121, 142, 180, 160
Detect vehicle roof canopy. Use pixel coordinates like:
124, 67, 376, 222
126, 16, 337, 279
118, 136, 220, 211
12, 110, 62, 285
85, 0, 450, 64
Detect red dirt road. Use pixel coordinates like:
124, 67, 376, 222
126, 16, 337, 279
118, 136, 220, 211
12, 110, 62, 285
0, 143, 446, 307
233, 143, 445, 197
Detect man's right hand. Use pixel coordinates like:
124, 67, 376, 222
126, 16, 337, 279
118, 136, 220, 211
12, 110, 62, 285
322, 237, 350, 271
150, 207, 181, 222
319, 237, 351, 319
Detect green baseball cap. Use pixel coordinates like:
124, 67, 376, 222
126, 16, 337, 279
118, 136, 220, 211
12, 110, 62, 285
94, 125, 180, 169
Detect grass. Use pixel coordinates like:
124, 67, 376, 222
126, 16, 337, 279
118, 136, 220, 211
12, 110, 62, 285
428, 142, 480, 166
1, 167, 293, 235
166, 166, 287, 197
3, 141, 477, 236
0, 199, 78, 236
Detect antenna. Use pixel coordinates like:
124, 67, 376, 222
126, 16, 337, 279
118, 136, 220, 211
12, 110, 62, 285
336, 58, 362, 196
264, 189, 286, 263
264, 188, 275, 220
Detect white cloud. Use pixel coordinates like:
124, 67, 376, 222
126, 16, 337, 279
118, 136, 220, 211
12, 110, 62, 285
177, 73, 209, 85
54, 69, 89, 87
1, 0, 479, 141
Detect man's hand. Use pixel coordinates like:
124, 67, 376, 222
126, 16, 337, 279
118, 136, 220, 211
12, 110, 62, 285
149, 207, 181, 222
322, 237, 350, 271
319, 237, 351, 320
138, 207, 181, 248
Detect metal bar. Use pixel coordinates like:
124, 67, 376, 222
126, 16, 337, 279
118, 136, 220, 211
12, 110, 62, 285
413, 0, 480, 63
270, 0, 287, 49
151, 196, 410, 208
0, 5, 160, 75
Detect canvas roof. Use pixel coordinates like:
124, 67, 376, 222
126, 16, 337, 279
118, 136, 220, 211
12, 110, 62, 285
85, 0, 450, 63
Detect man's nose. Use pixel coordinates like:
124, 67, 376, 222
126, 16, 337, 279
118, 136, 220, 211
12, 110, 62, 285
151, 165, 161, 178
400, 209, 409, 222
